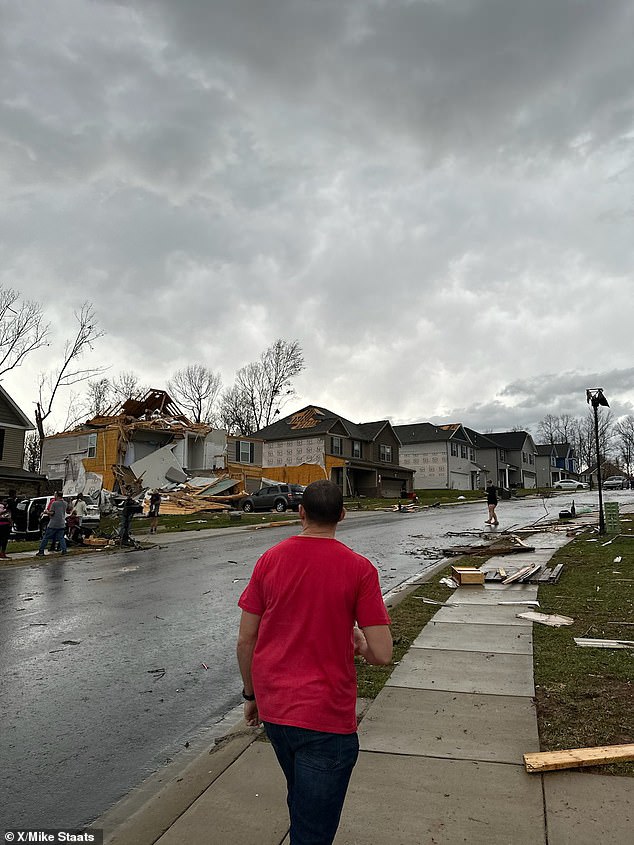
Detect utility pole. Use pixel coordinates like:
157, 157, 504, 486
586, 388, 609, 535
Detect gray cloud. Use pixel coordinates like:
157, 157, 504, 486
1, 1, 633, 434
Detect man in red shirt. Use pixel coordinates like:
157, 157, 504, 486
237, 480, 392, 844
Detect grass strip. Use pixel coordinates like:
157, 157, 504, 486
356, 568, 454, 698
534, 523, 634, 776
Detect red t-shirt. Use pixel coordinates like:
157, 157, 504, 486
238, 535, 391, 734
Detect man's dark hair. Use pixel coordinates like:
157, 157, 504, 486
302, 480, 343, 525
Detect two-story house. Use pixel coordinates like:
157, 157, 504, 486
535, 442, 580, 488
0, 385, 47, 497
487, 431, 538, 488
394, 423, 479, 490
250, 405, 414, 497
463, 428, 513, 490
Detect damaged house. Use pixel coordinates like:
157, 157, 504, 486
40, 389, 227, 495
245, 405, 414, 498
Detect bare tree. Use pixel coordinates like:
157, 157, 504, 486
218, 384, 256, 436
614, 415, 634, 478
168, 364, 222, 423
86, 377, 112, 417
34, 303, 105, 452
110, 371, 145, 404
222, 339, 305, 434
573, 409, 614, 475
0, 286, 49, 376
536, 413, 577, 445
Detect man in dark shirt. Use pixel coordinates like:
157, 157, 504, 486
36, 492, 68, 556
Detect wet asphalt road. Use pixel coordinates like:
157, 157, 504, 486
0, 491, 612, 829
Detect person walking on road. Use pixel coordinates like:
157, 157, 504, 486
237, 479, 393, 845
36, 492, 69, 556
485, 480, 499, 526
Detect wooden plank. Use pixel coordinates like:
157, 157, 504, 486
516, 611, 574, 627
550, 563, 565, 583
524, 744, 634, 773
538, 568, 553, 583
502, 566, 532, 584
519, 564, 543, 583
574, 638, 634, 649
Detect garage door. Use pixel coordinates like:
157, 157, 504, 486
381, 478, 404, 498
450, 472, 470, 490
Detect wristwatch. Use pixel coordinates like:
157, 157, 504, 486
242, 688, 256, 701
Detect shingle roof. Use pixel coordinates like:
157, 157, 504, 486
487, 431, 532, 451
253, 406, 391, 443
393, 422, 469, 445
462, 428, 500, 449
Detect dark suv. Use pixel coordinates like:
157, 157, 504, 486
241, 484, 304, 513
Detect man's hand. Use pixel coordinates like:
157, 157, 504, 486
244, 700, 260, 727
353, 627, 368, 657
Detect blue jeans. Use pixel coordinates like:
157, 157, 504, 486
38, 526, 67, 554
264, 722, 359, 845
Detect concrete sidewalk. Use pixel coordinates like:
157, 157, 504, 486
96, 530, 632, 845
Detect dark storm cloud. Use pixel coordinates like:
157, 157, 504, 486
1, 0, 633, 431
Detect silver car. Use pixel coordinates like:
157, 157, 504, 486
603, 476, 629, 490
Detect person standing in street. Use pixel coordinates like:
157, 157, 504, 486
485, 480, 499, 526
71, 494, 88, 525
148, 490, 161, 534
36, 492, 69, 556
0, 497, 12, 559
237, 480, 392, 845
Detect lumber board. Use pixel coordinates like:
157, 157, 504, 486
524, 744, 634, 773
538, 568, 553, 583
573, 638, 634, 649
550, 563, 565, 583
502, 565, 532, 584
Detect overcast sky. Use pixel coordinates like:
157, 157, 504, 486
2, 0, 633, 436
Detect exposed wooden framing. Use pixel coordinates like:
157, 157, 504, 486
524, 744, 634, 773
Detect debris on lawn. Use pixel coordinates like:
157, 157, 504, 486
573, 638, 634, 649
524, 743, 634, 773
516, 611, 574, 627
451, 566, 485, 585
439, 576, 458, 589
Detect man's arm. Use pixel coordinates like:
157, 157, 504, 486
354, 625, 392, 665
236, 610, 262, 726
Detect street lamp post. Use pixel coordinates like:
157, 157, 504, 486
586, 388, 609, 535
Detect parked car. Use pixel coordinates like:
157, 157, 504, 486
11, 495, 100, 538
241, 484, 305, 513
552, 479, 588, 491
603, 476, 629, 490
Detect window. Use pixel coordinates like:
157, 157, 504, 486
460, 445, 468, 459
529, 453, 534, 465
379, 444, 392, 462
331, 436, 343, 456
469, 448, 476, 462
87, 433, 97, 458
236, 440, 255, 464
522, 451, 527, 464
352, 440, 362, 459
499, 449, 506, 461
450, 442, 458, 457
